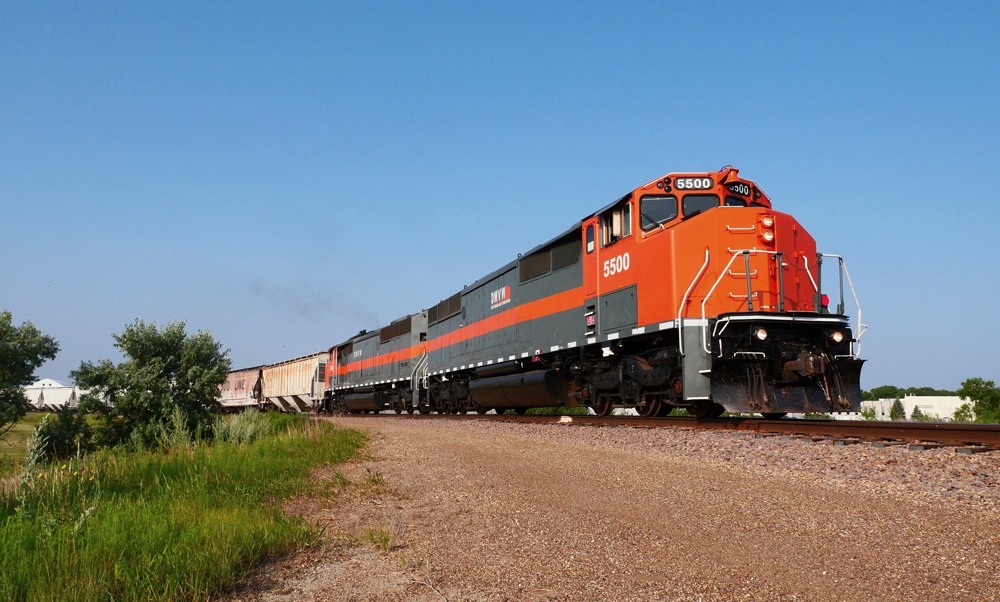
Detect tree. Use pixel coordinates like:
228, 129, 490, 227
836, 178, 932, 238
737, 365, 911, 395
889, 399, 906, 420
910, 406, 924, 421
35, 404, 93, 459
957, 378, 1000, 422
73, 320, 231, 448
0, 311, 59, 439
868, 385, 902, 400
952, 403, 975, 423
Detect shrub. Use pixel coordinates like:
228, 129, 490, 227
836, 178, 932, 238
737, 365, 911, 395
214, 409, 273, 444
73, 320, 231, 449
952, 403, 974, 423
859, 406, 877, 421
34, 405, 93, 460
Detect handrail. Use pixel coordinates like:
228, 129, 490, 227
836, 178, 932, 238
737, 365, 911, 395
802, 255, 820, 293
701, 248, 783, 354
820, 254, 867, 356
677, 248, 710, 356
689, 248, 863, 358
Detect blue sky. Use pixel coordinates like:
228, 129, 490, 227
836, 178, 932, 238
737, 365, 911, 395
2, 1, 998, 390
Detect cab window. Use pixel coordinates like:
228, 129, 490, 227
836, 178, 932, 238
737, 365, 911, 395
725, 196, 748, 207
682, 194, 720, 218
586, 225, 594, 253
640, 195, 678, 231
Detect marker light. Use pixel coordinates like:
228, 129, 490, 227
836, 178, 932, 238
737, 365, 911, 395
755, 328, 768, 341
761, 215, 774, 228
761, 230, 775, 242
821, 294, 830, 307
830, 331, 845, 344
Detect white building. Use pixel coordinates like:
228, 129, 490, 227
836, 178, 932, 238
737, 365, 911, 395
22, 379, 87, 411
835, 395, 967, 421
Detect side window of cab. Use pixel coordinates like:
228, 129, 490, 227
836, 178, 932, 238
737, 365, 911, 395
600, 202, 632, 247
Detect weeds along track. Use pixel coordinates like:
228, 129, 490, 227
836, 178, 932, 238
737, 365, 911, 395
319, 414, 1000, 449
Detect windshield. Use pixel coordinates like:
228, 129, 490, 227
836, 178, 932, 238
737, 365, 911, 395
682, 193, 720, 218
639, 195, 678, 231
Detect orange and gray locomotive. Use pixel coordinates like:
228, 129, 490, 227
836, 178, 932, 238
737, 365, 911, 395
323, 167, 866, 419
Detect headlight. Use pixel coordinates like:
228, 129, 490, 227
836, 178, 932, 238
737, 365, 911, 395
761, 230, 775, 242
755, 328, 768, 341
761, 215, 774, 227
830, 331, 844, 343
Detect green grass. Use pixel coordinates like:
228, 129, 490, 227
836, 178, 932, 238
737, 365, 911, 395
0, 414, 51, 477
0, 413, 366, 602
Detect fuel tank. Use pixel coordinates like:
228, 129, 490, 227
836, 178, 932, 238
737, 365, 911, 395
343, 390, 380, 411
469, 370, 570, 409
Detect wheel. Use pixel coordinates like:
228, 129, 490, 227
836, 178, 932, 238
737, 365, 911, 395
655, 402, 675, 417
405, 405, 415, 415
475, 404, 489, 415
418, 407, 432, 415
593, 398, 613, 417
514, 407, 527, 415
635, 397, 662, 418
761, 412, 787, 420
690, 400, 723, 419
393, 406, 403, 414
439, 402, 452, 415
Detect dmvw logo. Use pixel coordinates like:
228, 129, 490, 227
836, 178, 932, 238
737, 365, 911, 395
490, 285, 511, 310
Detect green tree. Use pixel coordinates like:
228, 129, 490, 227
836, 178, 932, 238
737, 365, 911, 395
868, 385, 902, 400
35, 404, 93, 459
888, 399, 906, 420
910, 406, 924, 421
859, 406, 877, 421
957, 378, 1000, 423
952, 403, 975, 423
73, 320, 231, 448
0, 311, 59, 439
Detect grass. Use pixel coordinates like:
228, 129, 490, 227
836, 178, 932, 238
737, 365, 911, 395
0, 412, 366, 602
0, 414, 50, 477
362, 526, 393, 551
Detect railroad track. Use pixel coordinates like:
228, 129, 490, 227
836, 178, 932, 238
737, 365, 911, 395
324, 413, 1000, 451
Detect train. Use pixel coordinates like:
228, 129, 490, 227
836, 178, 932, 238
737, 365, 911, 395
223, 167, 866, 419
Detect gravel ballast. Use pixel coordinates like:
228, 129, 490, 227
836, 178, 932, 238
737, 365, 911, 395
228, 416, 1000, 601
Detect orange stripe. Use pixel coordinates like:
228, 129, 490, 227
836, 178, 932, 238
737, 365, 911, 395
337, 286, 583, 376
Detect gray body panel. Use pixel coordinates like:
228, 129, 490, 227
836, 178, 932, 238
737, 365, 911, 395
598, 285, 638, 335
680, 322, 713, 401
426, 231, 585, 375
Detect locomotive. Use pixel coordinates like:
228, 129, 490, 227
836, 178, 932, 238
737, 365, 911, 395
324, 167, 865, 419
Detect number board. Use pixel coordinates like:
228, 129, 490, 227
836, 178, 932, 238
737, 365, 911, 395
727, 182, 751, 196
674, 177, 714, 191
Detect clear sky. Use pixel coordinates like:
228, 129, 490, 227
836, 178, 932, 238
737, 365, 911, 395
2, 1, 998, 390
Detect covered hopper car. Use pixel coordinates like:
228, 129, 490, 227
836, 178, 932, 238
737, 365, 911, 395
318, 167, 865, 418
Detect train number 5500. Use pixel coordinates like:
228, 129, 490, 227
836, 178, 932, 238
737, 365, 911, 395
603, 253, 630, 277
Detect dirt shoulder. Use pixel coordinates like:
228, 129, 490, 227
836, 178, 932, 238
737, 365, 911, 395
224, 417, 1000, 602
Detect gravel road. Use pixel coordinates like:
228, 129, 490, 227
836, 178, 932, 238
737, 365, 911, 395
226, 417, 1000, 602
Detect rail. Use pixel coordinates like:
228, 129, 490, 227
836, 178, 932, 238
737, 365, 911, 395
323, 413, 1000, 448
